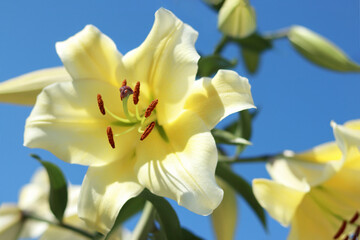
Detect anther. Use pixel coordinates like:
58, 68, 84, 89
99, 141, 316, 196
353, 226, 360, 240
140, 122, 155, 141
145, 99, 158, 118
107, 126, 115, 148
333, 220, 347, 239
343, 236, 349, 240
350, 212, 359, 224
97, 94, 106, 115
120, 86, 134, 100
133, 81, 140, 105
122, 79, 127, 87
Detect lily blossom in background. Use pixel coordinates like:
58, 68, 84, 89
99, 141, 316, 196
0, 67, 71, 105
24, 8, 255, 233
253, 120, 360, 239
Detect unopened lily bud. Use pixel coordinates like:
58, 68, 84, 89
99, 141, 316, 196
218, 0, 256, 38
288, 25, 360, 72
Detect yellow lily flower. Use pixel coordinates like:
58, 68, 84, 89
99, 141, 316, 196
1, 168, 128, 240
0, 67, 71, 105
24, 8, 255, 233
253, 120, 360, 240
218, 0, 256, 38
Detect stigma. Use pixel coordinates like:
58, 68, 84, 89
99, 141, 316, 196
97, 80, 159, 148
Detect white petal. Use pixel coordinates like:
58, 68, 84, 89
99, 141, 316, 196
0, 67, 71, 105
136, 110, 223, 215
56, 25, 124, 86
122, 8, 200, 125
252, 179, 308, 226
184, 70, 255, 130
24, 80, 139, 166
0, 204, 23, 240
266, 152, 341, 188
78, 159, 143, 233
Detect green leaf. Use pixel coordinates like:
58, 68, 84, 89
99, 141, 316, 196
104, 196, 146, 240
225, 110, 254, 155
197, 55, 237, 77
216, 163, 267, 230
288, 25, 360, 72
242, 48, 260, 74
141, 189, 182, 240
105, 189, 182, 240
211, 128, 251, 146
181, 228, 203, 240
235, 33, 272, 52
30, 154, 68, 222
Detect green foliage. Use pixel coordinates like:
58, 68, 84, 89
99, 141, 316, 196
197, 55, 237, 77
216, 163, 267, 230
30, 154, 68, 223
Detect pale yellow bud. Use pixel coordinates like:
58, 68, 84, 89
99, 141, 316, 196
218, 0, 256, 38
288, 25, 360, 72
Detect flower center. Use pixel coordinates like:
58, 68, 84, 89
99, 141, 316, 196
97, 80, 158, 148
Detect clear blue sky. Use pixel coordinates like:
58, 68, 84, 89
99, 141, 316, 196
0, 0, 359, 239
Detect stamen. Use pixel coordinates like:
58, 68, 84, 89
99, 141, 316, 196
122, 79, 127, 87
343, 236, 349, 240
353, 226, 360, 240
107, 126, 115, 149
97, 94, 106, 115
145, 99, 158, 118
140, 121, 155, 141
120, 86, 134, 100
334, 220, 347, 239
350, 212, 359, 224
133, 81, 140, 105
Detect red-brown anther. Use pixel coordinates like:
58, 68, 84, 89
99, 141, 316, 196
353, 226, 360, 240
343, 236, 349, 240
97, 94, 106, 115
140, 122, 155, 141
334, 221, 347, 239
107, 126, 115, 149
145, 99, 158, 118
133, 81, 140, 105
350, 212, 359, 224
122, 79, 127, 87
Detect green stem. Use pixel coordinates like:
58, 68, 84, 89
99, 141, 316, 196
131, 201, 156, 240
263, 28, 290, 40
220, 154, 277, 163
24, 213, 96, 239
213, 35, 229, 55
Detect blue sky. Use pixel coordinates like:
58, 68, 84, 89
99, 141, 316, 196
0, 0, 359, 239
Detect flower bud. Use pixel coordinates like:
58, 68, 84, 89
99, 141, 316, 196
218, 0, 256, 38
288, 25, 360, 72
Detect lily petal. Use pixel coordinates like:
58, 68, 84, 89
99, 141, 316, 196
267, 151, 342, 188
56, 25, 124, 86
24, 80, 139, 166
136, 110, 223, 215
184, 70, 255, 130
288, 195, 342, 240
78, 159, 143, 233
0, 204, 23, 240
0, 67, 71, 105
122, 8, 200, 125
252, 179, 309, 226
211, 177, 237, 240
